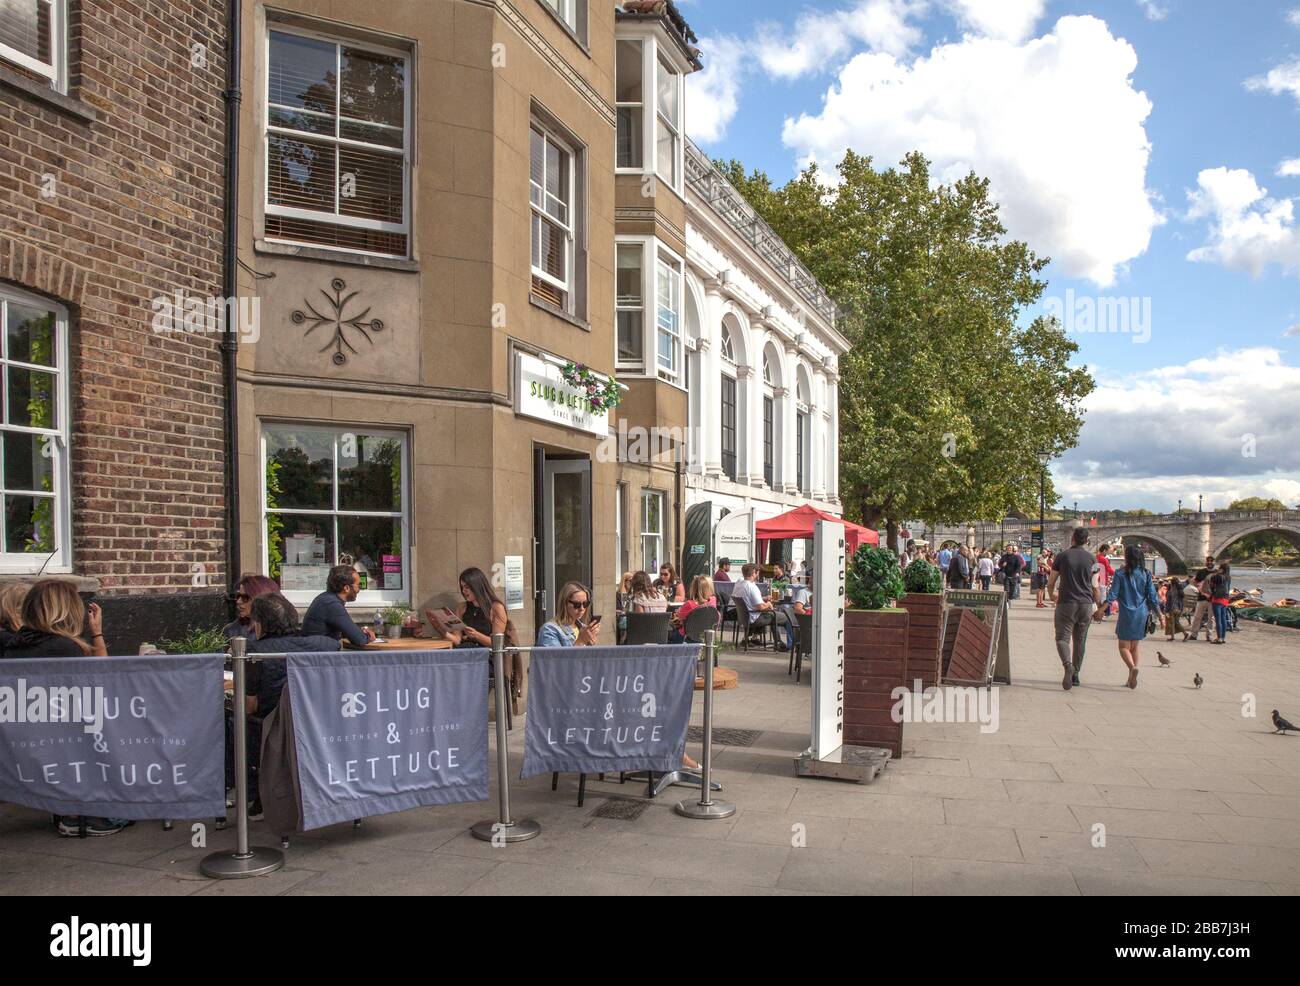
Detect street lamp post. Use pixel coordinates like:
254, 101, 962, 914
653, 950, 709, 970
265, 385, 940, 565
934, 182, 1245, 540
1198, 494, 1203, 513
1037, 449, 1051, 551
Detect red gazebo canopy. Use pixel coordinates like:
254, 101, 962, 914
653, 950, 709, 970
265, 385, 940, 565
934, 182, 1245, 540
754, 504, 879, 555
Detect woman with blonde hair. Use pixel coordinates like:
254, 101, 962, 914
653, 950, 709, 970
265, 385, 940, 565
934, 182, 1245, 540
0, 582, 28, 640
629, 570, 667, 613
3, 579, 107, 657
536, 581, 602, 648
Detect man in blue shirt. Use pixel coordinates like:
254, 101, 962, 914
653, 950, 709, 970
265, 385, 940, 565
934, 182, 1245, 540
301, 564, 375, 647
938, 545, 953, 572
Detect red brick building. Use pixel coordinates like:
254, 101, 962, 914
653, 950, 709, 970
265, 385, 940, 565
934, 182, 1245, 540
0, 0, 232, 645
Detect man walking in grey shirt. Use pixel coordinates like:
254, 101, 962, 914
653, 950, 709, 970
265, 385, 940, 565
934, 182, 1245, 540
1047, 528, 1102, 691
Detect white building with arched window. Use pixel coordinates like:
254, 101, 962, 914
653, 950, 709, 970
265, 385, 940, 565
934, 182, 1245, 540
679, 140, 849, 562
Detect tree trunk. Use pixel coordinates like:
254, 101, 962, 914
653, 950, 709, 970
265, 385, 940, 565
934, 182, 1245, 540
886, 518, 899, 553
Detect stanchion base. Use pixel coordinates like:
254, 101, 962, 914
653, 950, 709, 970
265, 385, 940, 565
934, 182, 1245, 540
199, 847, 285, 879
674, 799, 736, 819
470, 818, 541, 843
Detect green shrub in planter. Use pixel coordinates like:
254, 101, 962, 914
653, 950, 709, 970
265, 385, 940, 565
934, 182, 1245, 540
847, 545, 905, 610
903, 559, 943, 595
160, 626, 229, 654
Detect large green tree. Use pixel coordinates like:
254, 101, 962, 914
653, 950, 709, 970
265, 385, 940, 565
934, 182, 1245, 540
719, 151, 1094, 547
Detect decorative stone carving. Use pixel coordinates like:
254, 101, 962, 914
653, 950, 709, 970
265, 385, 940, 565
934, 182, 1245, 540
291, 277, 386, 366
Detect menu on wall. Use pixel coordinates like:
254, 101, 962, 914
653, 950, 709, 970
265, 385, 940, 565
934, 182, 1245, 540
504, 555, 524, 611
382, 554, 402, 591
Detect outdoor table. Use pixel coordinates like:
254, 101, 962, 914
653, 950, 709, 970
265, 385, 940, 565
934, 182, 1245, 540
345, 636, 453, 650
695, 666, 738, 690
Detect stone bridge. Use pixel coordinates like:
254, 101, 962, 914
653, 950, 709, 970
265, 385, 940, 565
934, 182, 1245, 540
921, 510, 1300, 574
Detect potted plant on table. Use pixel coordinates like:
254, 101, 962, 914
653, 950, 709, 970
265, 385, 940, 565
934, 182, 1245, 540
381, 605, 410, 639
843, 545, 909, 758
898, 559, 946, 689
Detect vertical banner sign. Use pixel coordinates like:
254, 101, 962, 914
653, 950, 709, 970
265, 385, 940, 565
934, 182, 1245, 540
0, 655, 226, 819
714, 508, 755, 567
521, 645, 697, 777
287, 649, 489, 830
811, 520, 846, 760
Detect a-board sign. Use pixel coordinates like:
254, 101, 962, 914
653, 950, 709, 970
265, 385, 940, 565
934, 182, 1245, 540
810, 519, 846, 760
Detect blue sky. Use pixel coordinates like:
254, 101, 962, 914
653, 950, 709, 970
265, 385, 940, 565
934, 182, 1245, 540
679, 0, 1300, 513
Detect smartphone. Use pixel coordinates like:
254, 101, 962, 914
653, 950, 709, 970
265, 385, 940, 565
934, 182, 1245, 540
587, 614, 602, 628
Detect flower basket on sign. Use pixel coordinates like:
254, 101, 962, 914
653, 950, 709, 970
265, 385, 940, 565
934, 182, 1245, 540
560, 362, 622, 414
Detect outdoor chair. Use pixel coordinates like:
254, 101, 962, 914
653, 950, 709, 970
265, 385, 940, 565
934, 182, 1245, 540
624, 611, 670, 645
791, 611, 813, 683
682, 604, 721, 644
735, 603, 777, 651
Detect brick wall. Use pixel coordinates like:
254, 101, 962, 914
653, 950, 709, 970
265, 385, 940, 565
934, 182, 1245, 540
0, 1, 229, 597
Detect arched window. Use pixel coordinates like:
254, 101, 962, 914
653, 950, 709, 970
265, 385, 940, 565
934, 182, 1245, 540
796, 369, 812, 496
720, 323, 735, 364
762, 352, 775, 488
720, 324, 737, 481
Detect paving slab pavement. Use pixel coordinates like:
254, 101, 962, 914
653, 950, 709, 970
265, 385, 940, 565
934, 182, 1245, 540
1, 598, 1296, 895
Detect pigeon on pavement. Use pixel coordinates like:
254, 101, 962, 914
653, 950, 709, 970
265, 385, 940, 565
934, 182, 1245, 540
1193, 673, 1203, 689
1272, 710, 1297, 734
1157, 652, 1171, 667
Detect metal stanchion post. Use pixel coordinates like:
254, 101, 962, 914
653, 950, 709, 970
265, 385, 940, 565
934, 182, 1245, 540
675, 630, 735, 819
201, 636, 285, 878
472, 633, 540, 843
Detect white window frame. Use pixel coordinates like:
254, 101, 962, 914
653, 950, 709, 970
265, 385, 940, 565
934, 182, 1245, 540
615, 38, 643, 171
0, 286, 70, 574
530, 120, 577, 310
615, 481, 625, 585
655, 250, 682, 383
615, 235, 683, 388
640, 489, 665, 574
0, 0, 66, 92
540, 0, 579, 32
655, 51, 682, 190
615, 240, 645, 371
260, 422, 410, 607
613, 29, 686, 193
262, 22, 412, 259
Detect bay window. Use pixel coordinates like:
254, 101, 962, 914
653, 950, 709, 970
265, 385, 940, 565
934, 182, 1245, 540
616, 237, 682, 383
0, 287, 69, 573
264, 26, 411, 257
612, 29, 686, 192
0, 0, 65, 91
262, 423, 408, 605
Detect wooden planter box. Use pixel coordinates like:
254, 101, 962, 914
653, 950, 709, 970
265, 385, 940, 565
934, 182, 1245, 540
897, 592, 944, 689
843, 608, 910, 758
942, 609, 994, 684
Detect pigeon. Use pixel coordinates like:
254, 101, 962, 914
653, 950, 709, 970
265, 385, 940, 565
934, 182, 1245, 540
1157, 651, 1171, 667
1193, 673, 1203, 689
1273, 710, 1298, 734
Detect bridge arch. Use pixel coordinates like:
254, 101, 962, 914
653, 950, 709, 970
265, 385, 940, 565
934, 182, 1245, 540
1210, 522, 1300, 562
1105, 531, 1189, 575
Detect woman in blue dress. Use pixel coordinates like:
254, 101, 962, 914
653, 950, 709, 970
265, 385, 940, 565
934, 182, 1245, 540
1094, 544, 1163, 689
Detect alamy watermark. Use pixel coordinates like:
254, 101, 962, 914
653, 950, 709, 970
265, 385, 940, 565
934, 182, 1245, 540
0, 680, 108, 734
150, 291, 260, 343
890, 680, 1000, 734
1043, 288, 1151, 344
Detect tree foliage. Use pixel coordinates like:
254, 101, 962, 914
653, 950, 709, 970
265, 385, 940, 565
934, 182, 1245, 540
718, 152, 1094, 546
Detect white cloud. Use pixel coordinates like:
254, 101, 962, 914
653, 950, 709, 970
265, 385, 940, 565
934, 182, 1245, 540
1285, 324, 1300, 337
686, 35, 746, 143
1185, 167, 1300, 277
1136, 0, 1169, 20
1247, 57, 1300, 105
1289, 8, 1300, 28
781, 16, 1160, 286
1278, 158, 1300, 177
753, 0, 924, 79
1055, 348, 1300, 510
943, 0, 1046, 42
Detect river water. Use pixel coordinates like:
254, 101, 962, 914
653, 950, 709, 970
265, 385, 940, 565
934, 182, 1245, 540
1147, 558, 1300, 601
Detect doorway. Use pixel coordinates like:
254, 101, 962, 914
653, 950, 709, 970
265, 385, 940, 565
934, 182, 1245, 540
534, 452, 592, 625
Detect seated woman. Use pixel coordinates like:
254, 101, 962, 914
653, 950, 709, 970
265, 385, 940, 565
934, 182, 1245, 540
652, 563, 685, 603
426, 567, 508, 649
230, 593, 340, 818
629, 571, 667, 613
536, 581, 602, 647
223, 573, 280, 640
0, 582, 29, 650
671, 576, 717, 642
2, 579, 107, 658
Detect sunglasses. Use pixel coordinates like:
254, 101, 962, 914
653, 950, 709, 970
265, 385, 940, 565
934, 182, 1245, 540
569, 599, 589, 609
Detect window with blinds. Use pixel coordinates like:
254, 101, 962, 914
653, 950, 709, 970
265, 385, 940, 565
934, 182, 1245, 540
530, 123, 575, 311
0, 0, 63, 88
763, 395, 774, 488
616, 242, 644, 367
264, 27, 410, 257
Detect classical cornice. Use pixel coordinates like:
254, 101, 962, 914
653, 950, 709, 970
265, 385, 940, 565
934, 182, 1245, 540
495, 0, 616, 128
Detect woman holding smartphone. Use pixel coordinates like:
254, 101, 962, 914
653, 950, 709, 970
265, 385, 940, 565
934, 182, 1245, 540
536, 581, 602, 647
427, 567, 508, 648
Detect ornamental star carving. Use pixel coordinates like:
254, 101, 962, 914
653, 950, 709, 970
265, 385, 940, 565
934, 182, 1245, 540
291, 277, 386, 366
